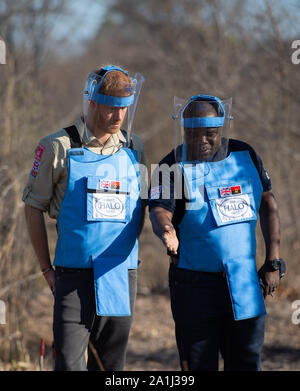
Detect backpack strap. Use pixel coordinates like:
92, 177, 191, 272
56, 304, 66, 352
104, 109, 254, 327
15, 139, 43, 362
65, 125, 134, 150
120, 129, 134, 150
128, 138, 134, 150
64, 125, 82, 148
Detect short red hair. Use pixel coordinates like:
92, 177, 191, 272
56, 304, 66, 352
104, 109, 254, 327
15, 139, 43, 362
94, 66, 133, 97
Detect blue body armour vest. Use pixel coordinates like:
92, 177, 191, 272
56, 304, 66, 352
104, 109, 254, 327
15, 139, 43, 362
178, 151, 266, 320
54, 147, 141, 316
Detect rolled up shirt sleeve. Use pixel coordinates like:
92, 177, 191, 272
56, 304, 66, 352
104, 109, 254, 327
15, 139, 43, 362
148, 150, 178, 214
22, 139, 56, 212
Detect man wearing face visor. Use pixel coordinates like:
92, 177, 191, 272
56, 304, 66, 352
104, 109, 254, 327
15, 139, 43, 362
23, 65, 145, 371
149, 95, 284, 371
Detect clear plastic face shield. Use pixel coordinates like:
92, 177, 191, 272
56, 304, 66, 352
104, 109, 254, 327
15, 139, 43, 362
173, 95, 232, 163
83, 66, 144, 146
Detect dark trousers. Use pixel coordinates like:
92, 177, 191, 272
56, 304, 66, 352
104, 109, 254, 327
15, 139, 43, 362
169, 264, 265, 371
53, 268, 137, 371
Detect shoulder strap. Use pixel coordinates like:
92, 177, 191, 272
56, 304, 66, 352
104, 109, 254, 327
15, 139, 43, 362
65, 125, 133, 150
64, 125, 82, 148
120, 129, 134, 150
128, 138, 134, 150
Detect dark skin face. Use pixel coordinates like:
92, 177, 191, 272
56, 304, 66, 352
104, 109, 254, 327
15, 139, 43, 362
183, 101, 222, 161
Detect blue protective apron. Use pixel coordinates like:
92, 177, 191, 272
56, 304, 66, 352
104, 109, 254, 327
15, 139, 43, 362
53, 147, 141, 316
178, 151, 266, 320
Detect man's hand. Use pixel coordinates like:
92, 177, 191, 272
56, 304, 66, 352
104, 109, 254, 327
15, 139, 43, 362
258, 263, 280, 298
259, 191, 281, 298
149, 207, 179, 256
43, 269, 56, 295
162, 224, 179, 255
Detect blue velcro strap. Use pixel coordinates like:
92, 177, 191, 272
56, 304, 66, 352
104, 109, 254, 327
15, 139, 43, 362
189, 94, 224, 109
93, 255, 131, 316
92, 93, 134, 107
101, 65, 129, 75
183, 116, 224, 128
224, 257, 266, 320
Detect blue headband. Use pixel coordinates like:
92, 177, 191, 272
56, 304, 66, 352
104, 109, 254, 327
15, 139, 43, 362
87, 66, 135, 107
182, 94, 225, 128
92, 93, 135, 107
183, 117, 224, 128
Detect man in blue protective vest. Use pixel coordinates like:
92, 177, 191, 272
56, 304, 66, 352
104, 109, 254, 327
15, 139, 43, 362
23, 65, 145, 370
149, 94, 285, 371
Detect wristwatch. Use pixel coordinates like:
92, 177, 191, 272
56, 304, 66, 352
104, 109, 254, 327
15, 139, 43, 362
265, 258, 284, 272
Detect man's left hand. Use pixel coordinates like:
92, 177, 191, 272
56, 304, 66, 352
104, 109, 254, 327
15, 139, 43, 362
258, 263, 280, 298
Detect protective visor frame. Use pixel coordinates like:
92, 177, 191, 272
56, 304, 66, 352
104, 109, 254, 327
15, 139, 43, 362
84, 65, 136, 107
181, 94, 226, 128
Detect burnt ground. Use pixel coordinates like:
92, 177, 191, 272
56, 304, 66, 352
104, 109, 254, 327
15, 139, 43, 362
126, 293, 300, 371
4, 288, 299, 372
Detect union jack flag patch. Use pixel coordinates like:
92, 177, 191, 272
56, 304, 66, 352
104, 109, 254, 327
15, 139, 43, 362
219, 187, 232, 197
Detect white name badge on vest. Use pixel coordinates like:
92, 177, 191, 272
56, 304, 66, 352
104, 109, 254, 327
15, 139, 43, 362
87, 176, 129, 223
92, 193, 127, 220
215, 194, 253, 223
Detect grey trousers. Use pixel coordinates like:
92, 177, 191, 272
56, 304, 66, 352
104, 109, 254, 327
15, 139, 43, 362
53, 268, 137, 371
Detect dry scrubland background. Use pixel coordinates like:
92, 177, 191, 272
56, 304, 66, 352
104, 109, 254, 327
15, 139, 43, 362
0, 0, 300, 369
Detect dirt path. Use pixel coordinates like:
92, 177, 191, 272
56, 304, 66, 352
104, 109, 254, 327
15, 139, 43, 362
125, 293, 300, 371
4, 290, 300, 371
125, 294, 180, 371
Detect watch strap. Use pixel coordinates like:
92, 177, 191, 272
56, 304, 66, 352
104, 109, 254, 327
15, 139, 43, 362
265, 258, 286, 278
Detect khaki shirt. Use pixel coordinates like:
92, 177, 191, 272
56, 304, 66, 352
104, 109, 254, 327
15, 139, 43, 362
22, 117, 145, 219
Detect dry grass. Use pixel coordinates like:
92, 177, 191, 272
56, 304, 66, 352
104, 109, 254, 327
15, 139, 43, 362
1, 0, 300, 369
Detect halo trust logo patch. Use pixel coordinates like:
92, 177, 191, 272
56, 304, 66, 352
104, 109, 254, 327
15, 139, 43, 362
93, 193, 126, 220
215, 194, 253, 223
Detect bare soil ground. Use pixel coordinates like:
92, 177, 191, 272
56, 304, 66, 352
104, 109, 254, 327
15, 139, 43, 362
2, 287, 299, 372
126, 292, 300, 371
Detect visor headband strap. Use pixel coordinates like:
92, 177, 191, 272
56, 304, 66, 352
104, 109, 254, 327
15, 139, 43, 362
181, 94, 225, 128
92, 93, 135, 107
183, 116, 224, 128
